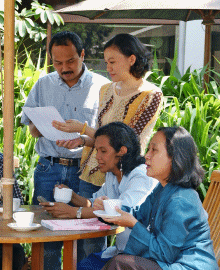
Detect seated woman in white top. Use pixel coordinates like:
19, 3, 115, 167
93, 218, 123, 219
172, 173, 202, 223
41, 122, 157, 269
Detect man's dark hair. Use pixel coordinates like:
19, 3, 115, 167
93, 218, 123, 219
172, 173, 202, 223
49, 31, 83, 57
94, 122, 145, 175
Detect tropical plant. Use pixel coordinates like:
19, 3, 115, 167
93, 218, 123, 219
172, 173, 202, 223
0, 50, 47, 204
147, 49, 220, 201
0, 0, 64, 44
52, 23, 114, 59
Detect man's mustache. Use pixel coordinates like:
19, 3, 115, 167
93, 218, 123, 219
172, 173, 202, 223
62, 71, 73, 75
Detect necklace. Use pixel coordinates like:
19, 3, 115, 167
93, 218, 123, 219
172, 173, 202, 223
116, 80, 142, 96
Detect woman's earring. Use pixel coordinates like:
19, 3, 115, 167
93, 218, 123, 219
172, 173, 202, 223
120, 161, 123, 178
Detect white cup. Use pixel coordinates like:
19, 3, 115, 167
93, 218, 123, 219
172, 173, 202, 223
103, 199, 122, 216
13, 212, 34, 227
54, 187, 72, 203
13, 198, 21, 212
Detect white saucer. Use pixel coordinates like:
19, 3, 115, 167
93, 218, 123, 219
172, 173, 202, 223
7, 223, 41, 232
0, 207, 27, 213
93, 210, 121, 219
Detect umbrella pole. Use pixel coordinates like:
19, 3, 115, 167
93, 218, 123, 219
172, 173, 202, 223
203, 24, 211, 85
2, 0, 15, 220
46, 21, 52, 74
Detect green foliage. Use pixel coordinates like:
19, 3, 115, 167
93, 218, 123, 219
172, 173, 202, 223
52, 24, 114, 59
0, 50, 47, 204
148, 56, 220, 201
0, 0, 64, 43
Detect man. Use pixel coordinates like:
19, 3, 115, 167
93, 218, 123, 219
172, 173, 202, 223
21, 31, 109, 270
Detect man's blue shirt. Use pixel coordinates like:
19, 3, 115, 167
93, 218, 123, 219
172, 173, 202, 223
21, 65, 110, 158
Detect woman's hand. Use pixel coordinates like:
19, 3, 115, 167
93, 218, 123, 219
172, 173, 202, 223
55, 184, 69, 189
56, 137, 83, 149
40, 202, 76, 218
93, 196, 109, 211
52, 119, 83, 133
102, 207, 138, 228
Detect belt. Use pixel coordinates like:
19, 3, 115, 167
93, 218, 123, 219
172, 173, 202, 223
45, 156, 80, 167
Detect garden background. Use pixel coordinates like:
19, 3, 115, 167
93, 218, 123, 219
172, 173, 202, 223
0, 0, 219, 263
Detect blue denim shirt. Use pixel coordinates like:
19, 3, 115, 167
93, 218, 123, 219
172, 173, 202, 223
124, 183, 218, 270
21, 65, 109, 158
90, 164, 158, 258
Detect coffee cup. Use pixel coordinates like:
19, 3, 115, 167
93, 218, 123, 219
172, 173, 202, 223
13, 212, 34, 227
103, 199, 122, 216
13, 198, 21, 212
54, 187, 72, 203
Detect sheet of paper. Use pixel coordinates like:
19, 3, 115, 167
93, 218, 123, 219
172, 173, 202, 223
22, 106, 80, 141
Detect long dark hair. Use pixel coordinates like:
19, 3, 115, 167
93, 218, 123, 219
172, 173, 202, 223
158, 126, 204, 189
49, 31, 83, 57
94, 122, 145, 175
104, 33, 151, 79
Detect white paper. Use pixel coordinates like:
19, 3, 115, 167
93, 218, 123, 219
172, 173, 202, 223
22, 106, 80, 141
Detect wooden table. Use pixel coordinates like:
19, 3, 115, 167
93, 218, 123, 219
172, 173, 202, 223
0, 205, 125, 270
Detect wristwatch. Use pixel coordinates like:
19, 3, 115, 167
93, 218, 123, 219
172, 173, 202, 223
78, 135, 86, 148
76, 207, 83, 219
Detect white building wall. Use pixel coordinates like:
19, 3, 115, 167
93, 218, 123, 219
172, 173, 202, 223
179, 20, 205, 74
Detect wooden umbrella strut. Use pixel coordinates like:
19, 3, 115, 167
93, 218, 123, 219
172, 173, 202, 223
3, 0, 15, 220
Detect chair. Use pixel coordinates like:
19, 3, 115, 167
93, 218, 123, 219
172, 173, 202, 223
202, 170, 220, 267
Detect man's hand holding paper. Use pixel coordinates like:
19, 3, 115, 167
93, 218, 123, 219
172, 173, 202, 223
22, 106, 80, 141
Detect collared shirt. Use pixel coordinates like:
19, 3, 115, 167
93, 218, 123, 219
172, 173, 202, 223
21, 64, 110, 158
90, 164, 158, 258
124, 183, 218, 270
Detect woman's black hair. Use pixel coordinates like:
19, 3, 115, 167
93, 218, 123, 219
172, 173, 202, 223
157, 126, 205, 189
49, 31, 83, 57
104, 33, 151, 79
94, 122, 145, 175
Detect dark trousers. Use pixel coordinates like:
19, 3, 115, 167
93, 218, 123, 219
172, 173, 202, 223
0, 244, 26, 270
101, 254, 162, 270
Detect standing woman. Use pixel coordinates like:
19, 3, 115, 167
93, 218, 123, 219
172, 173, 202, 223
101, 126, 218, 270
53, 33, 162, 195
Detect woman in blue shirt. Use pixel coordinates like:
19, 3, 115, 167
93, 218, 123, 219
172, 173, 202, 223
102, 126, 218, 270
41, 122, 157, 268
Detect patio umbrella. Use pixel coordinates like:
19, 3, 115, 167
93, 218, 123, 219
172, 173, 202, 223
57, 0, 220, 21
57, 0, 220, 81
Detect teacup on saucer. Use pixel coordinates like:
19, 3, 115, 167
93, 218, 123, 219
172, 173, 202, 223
13, 212, 34, 227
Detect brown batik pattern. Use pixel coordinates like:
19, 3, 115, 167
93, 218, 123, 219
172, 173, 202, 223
123, 93, 142, 120
97, 95, 114, 128
130, 91, 162, 136
89, 93, 146, 176
89, 166, 99, 175
87, 91, 162, 176
81, 95, 114, 173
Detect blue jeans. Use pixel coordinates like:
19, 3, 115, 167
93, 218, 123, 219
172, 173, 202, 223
78, 180, 107, 262
33, 156, 81, 270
